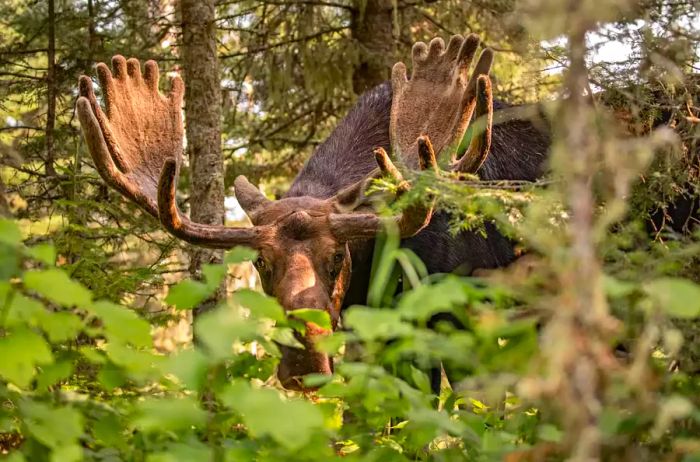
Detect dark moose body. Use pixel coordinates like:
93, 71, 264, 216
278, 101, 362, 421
287, 81, 550, 310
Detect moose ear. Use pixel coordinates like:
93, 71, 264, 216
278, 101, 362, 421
234, 175, 272, 215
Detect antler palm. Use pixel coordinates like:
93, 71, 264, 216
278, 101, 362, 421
77, 56, 184, 216
390, 34, 494, 173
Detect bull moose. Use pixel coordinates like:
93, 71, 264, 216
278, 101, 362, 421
76, 34, 549, 390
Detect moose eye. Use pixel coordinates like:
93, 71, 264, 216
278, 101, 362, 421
254, 256, 266, 271
330, 251, 344, 279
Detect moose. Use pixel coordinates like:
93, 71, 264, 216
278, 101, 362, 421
77, 33, 550, 390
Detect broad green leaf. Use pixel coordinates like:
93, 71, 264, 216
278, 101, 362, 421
538, 424, 563, 442
0, 247, 19, 281
344, 307, 413, 341
23, 268, 92, 308
35, 360, 74, 391
233, 289, 285, 322
288, 308, 332, 330
0, 219, 22, 246
410, 366, 431, 394
0, 328, 53, 387
2, 453, 26, 462
407, 408, 465, 436
105, 342, 160, 381
194, 305, 261, 359
163, 348, 211, 391
225, 246, 258, 264
397, 276, 469, 321
315, 331, 348, 355
165, 280, 212, 311
5, 293, 44, 328
91, 412, 124, 448
146, 442, 212, 462
270, 326, 304, 349
97, 365, 126, 391
644, 277, 700, 318
88, 301, 152, 348
26, 243, 56, 266
50, 444, 82, 462
37, 311, 83, 343
604, 274, 637, 298
202, 263, 227, 289
220, 381, 324, 450
132, 397, 207, 433
21, 401, 83, 449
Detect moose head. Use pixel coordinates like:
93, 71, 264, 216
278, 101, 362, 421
76, 33, 494, 390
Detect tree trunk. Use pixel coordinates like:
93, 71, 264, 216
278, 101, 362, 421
350, 0, 394, 95
179, 0, 225, 317
45, 0, 57, 177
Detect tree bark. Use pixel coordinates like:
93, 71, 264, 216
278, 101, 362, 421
179, 0, 225, 316
350, 0, 394, 95
45, 0, 57, 177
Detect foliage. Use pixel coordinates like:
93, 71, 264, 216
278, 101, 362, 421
1, 0, 700, 460
1, 210, 699, 460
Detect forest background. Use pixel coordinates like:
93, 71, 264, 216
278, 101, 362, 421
0, 0, 699, 461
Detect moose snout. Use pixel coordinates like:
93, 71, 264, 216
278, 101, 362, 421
277, 323, 333, 391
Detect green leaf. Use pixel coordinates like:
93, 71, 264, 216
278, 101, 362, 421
0, 328, 53, 387
288, 308, 331, 330
35, 360, 74, 391
0, 219, 22, 247
202, 263, 227, 289
23, 268, 92, 308
410, 365, 431, 394
26, 243, 56, 266
165, 280, 212, 311
105, 342, 160, 381
88, 301, 152, 348
644, 277, 700, 318
233, 289, 285, 322
225, 246, 258, 264
147, 442, 213, 462
603, 274, 637, 298
5, 293, 44, 328
37, 311, 83, 343
397, 276, 469, 321
91, 412, 124, 448
50, 444, 82, 462
194, 305, 260, 359
132, 397, 207, 433
220, 381, 324, 449
163, 348, 211, 391
344, 307, 413, 341
21, 401, 83, 449
538, 424, 563, 442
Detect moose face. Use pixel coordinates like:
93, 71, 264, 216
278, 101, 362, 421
244, 196, 353, 390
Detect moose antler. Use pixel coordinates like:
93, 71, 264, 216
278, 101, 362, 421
328, 146, 436, 240
390, 33, 494, 174
77, 56, 270, 248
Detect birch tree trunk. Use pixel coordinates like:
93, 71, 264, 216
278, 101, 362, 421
179, 0, 225, 316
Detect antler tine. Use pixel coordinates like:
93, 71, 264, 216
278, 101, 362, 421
329, 147, 435, 241
374, 147, 410, 194
453, 74, 493, 173
158, 160, 267, 249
